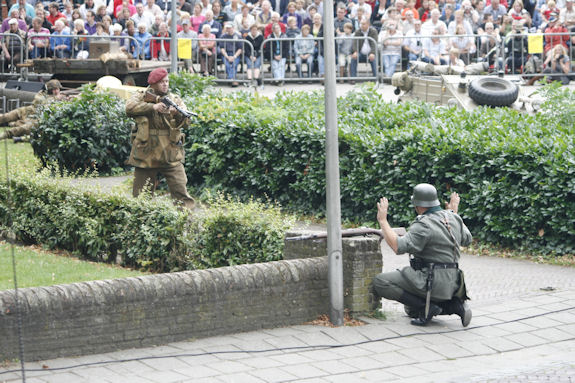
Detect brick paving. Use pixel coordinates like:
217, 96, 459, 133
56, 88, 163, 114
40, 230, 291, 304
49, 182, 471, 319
1, 241, 574, 383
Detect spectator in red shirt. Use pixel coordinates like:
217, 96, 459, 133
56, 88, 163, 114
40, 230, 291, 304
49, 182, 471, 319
544, 12, 569, 57
46, 2, 66, 27
264, 12, 286, 38
151, 22, 171, 61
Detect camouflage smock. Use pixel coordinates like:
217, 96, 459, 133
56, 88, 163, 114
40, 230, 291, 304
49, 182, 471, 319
126, 87, 188, 169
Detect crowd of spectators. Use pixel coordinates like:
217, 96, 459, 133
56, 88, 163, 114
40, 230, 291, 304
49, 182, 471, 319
0, 0, 573, 83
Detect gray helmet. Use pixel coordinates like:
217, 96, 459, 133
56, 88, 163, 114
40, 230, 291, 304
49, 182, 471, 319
411, 183, 440, 207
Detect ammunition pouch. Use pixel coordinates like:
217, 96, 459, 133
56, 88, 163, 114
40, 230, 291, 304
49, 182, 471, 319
134, 116, 150, 142
131, 117, 152, 161
169, 127, 182, 144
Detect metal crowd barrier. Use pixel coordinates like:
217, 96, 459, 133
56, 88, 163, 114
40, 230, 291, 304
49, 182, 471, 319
0, 33, 25, 76
386, 31, 575, 78
3, 31, 573, 84
503, 32, 574, 78
142, 36, 256, 85
260, 35, 380, 87
25, 33, 141, 60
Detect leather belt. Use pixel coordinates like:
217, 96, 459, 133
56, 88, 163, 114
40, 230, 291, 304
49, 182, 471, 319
149, 129, 169, 136
410, 258, 458, 271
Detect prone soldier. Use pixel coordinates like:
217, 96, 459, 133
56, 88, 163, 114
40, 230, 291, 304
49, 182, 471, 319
126, 67, 195, 210
373, 183, 473, 327
0, 79, 66, 142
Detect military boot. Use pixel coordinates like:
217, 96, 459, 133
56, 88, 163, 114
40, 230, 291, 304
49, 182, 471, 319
404, 305, 422, 319
439, 298, 472, 327
397, 291, 442, 326
13, 136, 29, 143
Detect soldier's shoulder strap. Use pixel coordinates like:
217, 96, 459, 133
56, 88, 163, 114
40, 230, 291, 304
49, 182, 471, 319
440, 211, 460, 261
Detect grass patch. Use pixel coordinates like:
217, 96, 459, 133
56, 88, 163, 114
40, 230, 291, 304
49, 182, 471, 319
0, 139, 38, 181
0, 241, 148, 291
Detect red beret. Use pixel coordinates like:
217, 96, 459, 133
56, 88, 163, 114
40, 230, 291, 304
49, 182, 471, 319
148, 68, 169, 85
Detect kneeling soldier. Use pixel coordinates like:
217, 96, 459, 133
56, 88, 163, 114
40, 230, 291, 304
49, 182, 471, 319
373, 183, 472, 327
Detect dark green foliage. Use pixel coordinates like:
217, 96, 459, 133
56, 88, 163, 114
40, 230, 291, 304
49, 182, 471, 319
0, 173, 294, 272
183, 85, 575, 255
30, 85, 133, 175
187, 194, 294, 269
168, 72, 216, 98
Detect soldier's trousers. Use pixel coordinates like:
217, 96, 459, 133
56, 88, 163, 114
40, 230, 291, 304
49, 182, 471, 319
133, 163, 195, 209
0, 106, 33, 125
373, 270, 426, 301
0, 124, 32, 139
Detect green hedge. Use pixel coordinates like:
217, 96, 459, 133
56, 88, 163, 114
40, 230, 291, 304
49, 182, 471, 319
182, 84, 575, 255
31, 85, 133, 175
0, 172, 294, 272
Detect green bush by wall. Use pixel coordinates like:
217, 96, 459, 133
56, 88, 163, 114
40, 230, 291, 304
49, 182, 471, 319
0, 172, 294, 272
182, 84, 574, 255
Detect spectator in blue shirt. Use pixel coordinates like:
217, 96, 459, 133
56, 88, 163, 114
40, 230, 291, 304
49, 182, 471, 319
134, 22, 152, 59
9, 0, 35, 20
51, 19, 72, 58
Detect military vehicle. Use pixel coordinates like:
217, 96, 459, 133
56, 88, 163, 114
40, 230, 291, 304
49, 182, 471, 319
391, 61, 543, 113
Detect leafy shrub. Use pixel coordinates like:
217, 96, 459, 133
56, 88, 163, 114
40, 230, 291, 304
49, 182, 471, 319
168, 72, 216, 99
182, 85, 575, 255
30, 85, 133, 175
188, 193, 295, 269
0, 171, 295, 272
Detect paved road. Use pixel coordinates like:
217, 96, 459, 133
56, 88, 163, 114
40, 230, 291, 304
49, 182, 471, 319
2, 241, 574, 383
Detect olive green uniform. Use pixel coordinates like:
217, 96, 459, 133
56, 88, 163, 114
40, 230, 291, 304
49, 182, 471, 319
373, 206, 472, 302
0, 92, 48, 140
126, 87, 194, 209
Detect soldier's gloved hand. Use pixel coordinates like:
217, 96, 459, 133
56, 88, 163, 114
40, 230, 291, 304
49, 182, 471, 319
153, 102, 169, 114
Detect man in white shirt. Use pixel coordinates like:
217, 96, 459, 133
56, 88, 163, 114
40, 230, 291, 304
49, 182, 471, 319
80, 0, 106, 20
349, 0, 372, 21
131, 3, 154, 31
402, 9, 417, 34
448, 9, 474, 35
145, 0, 165, 20
560, 0, 575, 30
422, 9, 447, 35
403, 18, 423, 62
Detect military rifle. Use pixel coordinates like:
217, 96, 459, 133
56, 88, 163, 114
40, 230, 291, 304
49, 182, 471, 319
285, 227, 406, 242
285, 228, 384, 241
144, 91, 197, 119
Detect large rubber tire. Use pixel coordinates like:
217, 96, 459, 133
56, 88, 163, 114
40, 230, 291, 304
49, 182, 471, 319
468, 77, 519, 107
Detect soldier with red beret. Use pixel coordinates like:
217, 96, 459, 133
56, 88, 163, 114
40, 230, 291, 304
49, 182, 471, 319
125, 68, 195, 209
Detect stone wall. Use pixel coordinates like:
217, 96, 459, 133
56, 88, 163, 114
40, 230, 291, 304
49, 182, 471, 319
0, 233, 381, 362
0, 258, 328, 361
284, 231, 382, 315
